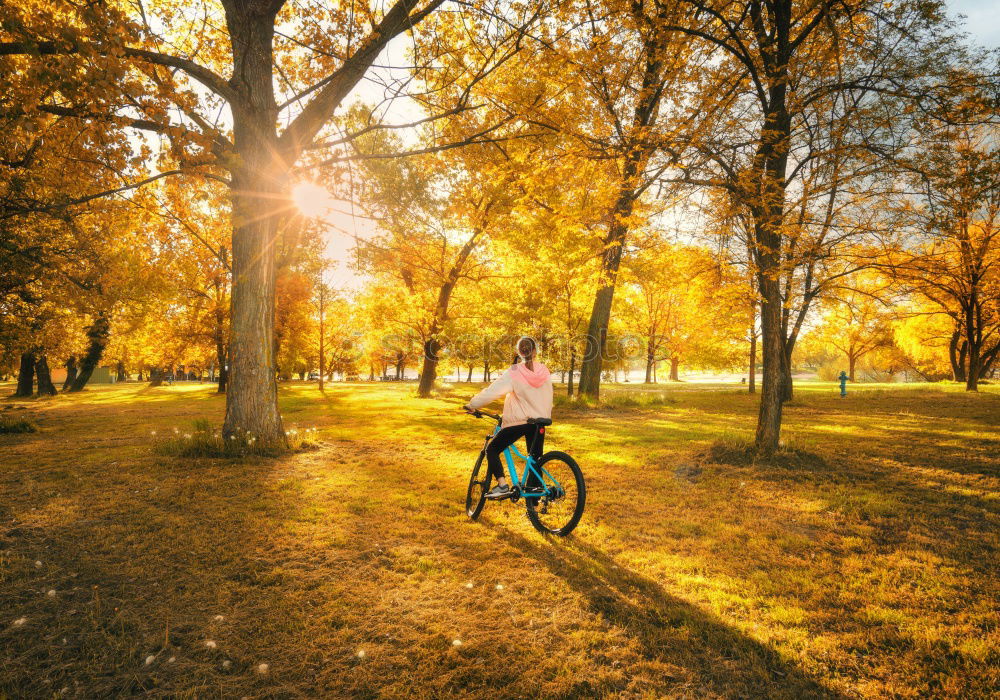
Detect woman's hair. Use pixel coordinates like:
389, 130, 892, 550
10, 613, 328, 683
514, 335, 537, 364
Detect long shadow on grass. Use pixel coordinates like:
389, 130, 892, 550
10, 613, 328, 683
500, 528, 846, 699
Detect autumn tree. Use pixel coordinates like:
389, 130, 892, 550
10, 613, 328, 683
621, 239, 747, 382
508, 1, 702, 399
650, 0, 959, 452
882, 76, 1000, 390
804, 276, 896, 381
2, 0, 546, 443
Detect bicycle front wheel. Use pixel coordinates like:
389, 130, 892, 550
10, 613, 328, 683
525, 451, 585, 536
465, 451, 492, 520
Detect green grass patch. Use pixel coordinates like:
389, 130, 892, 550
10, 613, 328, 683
0, 414, 37, 433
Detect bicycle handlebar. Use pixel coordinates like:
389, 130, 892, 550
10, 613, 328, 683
464, 407, 502, 423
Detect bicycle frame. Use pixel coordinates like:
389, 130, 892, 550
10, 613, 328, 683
486, 423, 565, 499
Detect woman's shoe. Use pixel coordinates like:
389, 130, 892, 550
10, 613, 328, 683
484, 483, 511, 500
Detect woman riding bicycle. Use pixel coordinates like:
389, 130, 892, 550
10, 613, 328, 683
463, 336, 553, 500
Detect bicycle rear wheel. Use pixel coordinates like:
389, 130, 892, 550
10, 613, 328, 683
465, 451, 492, 520
525, 451, 585, 536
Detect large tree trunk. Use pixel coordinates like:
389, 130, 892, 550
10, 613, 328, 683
63, 355, 78, 391
69, 315, 110, 392
14, 352, 35, 397
566, 345, 576, 396
645, 346, 654, 384
215, 302, 228, 394
948, 329, 964, 381
35, 355, 57, 396
578, 217, 628, 400
417, 337, 440, 396
748, 324, 757, 394
849, 354, 857, 383
965, 296, 981, 392
116, 360, 127, 382
669, 357, 679, 381
221, 4, 285, 444
756, 270, 785, 454
978, 343, 999, 379
317, 286, 325, 391
752, 58, 793, 454
417, 235, 477, 398
576, 11, 664, 399
781, 347, 794, 402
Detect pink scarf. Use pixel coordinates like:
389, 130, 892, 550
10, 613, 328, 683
512, 361, 550, 388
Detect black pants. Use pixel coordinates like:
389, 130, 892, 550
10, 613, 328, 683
485, 423, 545, 482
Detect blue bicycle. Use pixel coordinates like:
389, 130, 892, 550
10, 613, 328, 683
464, 410, 585, 536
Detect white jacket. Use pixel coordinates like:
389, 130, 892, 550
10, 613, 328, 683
468, 362, 554, 428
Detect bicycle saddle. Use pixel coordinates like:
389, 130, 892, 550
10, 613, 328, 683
526, 417, 552, 426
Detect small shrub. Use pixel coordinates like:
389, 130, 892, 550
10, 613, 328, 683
554, 393, 597, 409
816, 363, 843, 382
0, 415, 37, 434
554, 391, 676, 409
154, 420, 320, 458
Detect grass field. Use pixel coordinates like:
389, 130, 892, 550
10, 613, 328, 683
1, 380, 998, 698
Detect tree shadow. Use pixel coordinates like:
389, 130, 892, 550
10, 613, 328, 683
499, 527, 847, 699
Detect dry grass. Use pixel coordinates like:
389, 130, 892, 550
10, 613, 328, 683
0, 379, 997, 698
0, 412, 37, 434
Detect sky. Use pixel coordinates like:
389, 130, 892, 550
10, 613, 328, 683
949, 0, 1000, 47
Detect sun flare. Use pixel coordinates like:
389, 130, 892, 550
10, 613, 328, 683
292, 182, 334, 218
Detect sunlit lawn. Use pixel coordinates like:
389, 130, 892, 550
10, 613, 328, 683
1, 379, 997, 698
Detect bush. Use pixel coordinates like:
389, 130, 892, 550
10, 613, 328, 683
554, 390, 677, 409
0, 415, 37, 434
816, 362, 844, 382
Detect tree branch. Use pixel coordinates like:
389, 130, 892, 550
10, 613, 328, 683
0, 41, 238, 103
278, 0, 445, 162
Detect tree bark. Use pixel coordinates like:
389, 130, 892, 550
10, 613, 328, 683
781, 348, 794, 402
568, 344, 576, 396
215, 301, 228, 393
318, 284, 325, 391
63, 355, 78, 391
576, 8, 665, 399
69, 315, 110, 392
849, 354, 857, 383
220, 4, 285, 443
748, 324, 757, 394
756, 268, 785, 454
669, 357, 679, 381
978, 343, 999, 379
35, 355, 57, 395
645, 345, 654, 383
948, 329, 964, 381
752, 50, 793, 453
578, 213, 630, 400
965, 295, 981, 392
417, 229, 479, 398
116, 360, 127, 382
14, 352, 35, 397
417, 337, 440, 396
